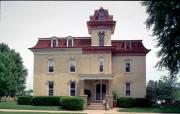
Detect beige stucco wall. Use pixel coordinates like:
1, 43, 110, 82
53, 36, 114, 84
112, 56, 146, 98
91, 29, 112, 46
33, 49, 112, 96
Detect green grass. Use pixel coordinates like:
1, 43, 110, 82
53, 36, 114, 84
0, 112, 85, 114
0, 101, 60, 110
118, 104, 180, 113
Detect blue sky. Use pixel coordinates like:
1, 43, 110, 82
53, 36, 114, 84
0, 1, 169, 90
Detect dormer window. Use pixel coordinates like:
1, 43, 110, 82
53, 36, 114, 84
99, 12, 105, 21
51, 36, 58, 48
67, 36, 73, 47
125, 42, 131, 50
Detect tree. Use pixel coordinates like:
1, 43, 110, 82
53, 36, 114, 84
146, 75, 177, 103
141, 1, 180, 77
0, 43, 27, 100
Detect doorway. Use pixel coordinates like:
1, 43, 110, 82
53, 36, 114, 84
96, 84, 106, 101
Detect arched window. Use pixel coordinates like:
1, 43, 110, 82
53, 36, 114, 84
99, 12, 105, 21
99, 57, 104, 72
51, 36, 58, 48
66, 36, 73, 47
98, 31, 105, 46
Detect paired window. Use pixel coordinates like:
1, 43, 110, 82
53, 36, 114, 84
48, 59, 55, 73
69, 81, 76, 96
48, 81, 54, 96
99, 57, 104, 72
69, 59, 76, 73
98, 31, 105, 46
125, 60, 131, 72
67, 36, 73, 47
125, 82, 131, 96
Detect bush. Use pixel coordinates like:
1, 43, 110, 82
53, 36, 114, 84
135, 98, 151, 107
60, 96, 84, 110
17, 96, 33, 105
117, 97, 136, 108
31, 96, 60, 106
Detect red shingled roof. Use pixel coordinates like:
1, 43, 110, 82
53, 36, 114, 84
29, 37, 150, 55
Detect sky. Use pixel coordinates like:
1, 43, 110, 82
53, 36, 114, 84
0, 1, 169, 90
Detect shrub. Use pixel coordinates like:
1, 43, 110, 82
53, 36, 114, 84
117, 97, 136, 108
31, 96, 60, 106
17, 96, 33, 105
135, 98, 151, 107
60, 96, 84, 110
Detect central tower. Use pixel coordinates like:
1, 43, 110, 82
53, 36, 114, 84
87, 7, 116, 46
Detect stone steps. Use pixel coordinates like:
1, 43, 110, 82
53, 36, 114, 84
86, 103, 105, 110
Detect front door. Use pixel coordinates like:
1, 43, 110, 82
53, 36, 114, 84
96, 84, 106, 101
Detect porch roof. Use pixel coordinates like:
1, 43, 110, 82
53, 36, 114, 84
79, 74, 113, 80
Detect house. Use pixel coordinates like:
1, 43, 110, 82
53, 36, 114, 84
29, 7, 150, 109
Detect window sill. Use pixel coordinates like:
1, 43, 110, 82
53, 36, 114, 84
69, 72, 77, 74
47, 72, 55, 75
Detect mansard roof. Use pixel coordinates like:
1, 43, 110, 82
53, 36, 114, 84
29, 37, 150, 55
87, 7, 116, 34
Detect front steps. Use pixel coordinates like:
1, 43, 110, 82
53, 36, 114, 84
86, 102, 105, 110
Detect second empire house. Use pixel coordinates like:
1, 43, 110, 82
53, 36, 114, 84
29, 7, 150, 109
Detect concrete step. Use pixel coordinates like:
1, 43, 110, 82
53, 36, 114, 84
86, 103, 105, 110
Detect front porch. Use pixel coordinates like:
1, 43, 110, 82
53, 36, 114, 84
79, 74, 113, 109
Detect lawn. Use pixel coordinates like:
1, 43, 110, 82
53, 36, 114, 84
0, 101, 60, 110
118, 104, 180, 113
0, 112, 85, 114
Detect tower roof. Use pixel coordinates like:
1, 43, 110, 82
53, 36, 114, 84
87, 7, 116, 34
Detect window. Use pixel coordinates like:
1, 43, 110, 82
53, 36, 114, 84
48, 81, 54, 96
69, 59, 76, 73
98, 31, 105, 46
99, 57, 104, 72
125, 42, 131, 50
48, 59, 55, 73
52, 40, 57, 48
69, 81, 76, 96
125, 82, 131, 96
99, 12, 105, 21
125, 60, 131, 72
67, 36, 73, 47
51, 37, 58, 48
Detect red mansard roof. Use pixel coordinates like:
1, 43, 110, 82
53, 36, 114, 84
29, 37, 150, 55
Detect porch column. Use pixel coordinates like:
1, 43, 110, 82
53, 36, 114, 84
80, 80, 84, 95
106, 80, 113, 109
108, 80, 113, 95
79, 79, 87, 109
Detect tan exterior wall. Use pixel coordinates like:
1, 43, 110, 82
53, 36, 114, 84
112, 56, 146, 98
33, 49, 112, 96
33, 49, 146, 98
91, 29, 112, 46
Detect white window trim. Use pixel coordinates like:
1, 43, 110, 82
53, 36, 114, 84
69, 81, 76, 96
51, 37, 58, 48
125, 81, 131, 97
66, 36, 74, 47
69, 59, 76, 73
99, 57, 104, 73
48, 59, 55, 73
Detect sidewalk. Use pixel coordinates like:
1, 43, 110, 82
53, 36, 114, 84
0, 109, 179, 114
